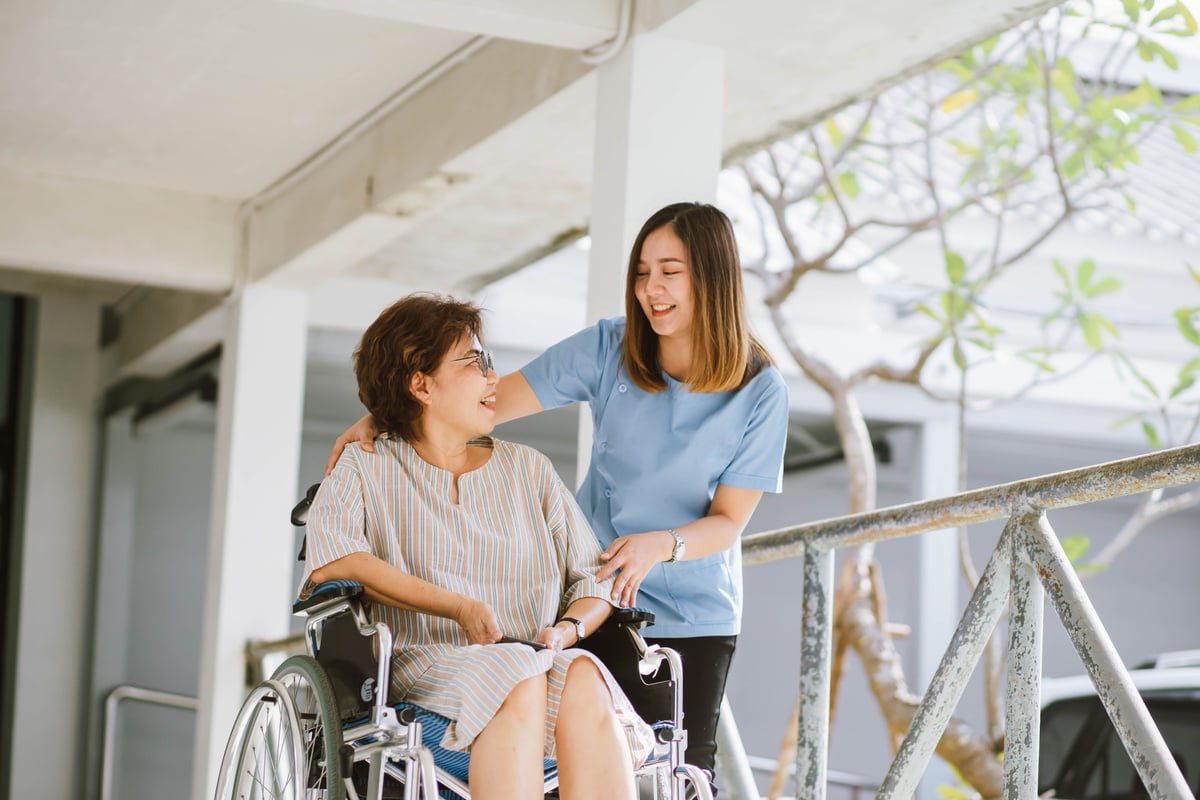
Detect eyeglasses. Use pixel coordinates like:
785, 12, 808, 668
449, 349, 494, 376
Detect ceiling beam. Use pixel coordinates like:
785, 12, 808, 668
113, 37, 595, 376
244, 36, 593, 284
0, 167, 239, 292
281, 0, 620, 50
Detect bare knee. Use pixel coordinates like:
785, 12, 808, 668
499, 673, 547, 724
560, 658, 616, 723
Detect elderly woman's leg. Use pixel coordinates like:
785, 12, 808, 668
555, 658, 636, 800
468, 674, 548, 799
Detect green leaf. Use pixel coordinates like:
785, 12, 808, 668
949, 138, 979, 157
1138, 39, 1155, 62
1053, 259, 1072, 291
1169, 371, 1196, 398
1063, 150, 1087, 179
824, 118, 845, 148
1122, 0, 1142, 21
940, 59, 975, 82
1077, 258, 1097, 291
1061, 536, 1092, 563
837, 171, 861, 198
1084, 311, 1099, 350
945, 250, 967, 285
1142, 420, 1163, 449
1171, 122, 1198, 153
953, 341, 968, 370
1180, 1, 1200, 31
1177, 307, 1200, 345
1150, 4, 1185, 27
1150, 40, 1181, 69
1110, 411, 1144, 430
1117, 352, 1163, 399
915, 302, 944, 325
1140, 77, 1164, 108
1179, 1, 1199, 31
1084, 276, 1123, 298
940, 89, 978, 114
1188, 263, 1200, 285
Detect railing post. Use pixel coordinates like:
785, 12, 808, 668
878, 521, 1013, 799
794, 545, 834, 800
1026, 513, 1192, 800
1004, 516, 1044, 800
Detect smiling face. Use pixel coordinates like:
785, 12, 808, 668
417, 333, 498, 439
633, 224, 695, 343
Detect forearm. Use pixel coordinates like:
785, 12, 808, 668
494, 372, 543, 424
663, 514, 743, 561
311, 552, 470, 621
658, 484, 766, 562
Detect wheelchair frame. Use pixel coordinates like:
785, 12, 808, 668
213, 480, 715, 800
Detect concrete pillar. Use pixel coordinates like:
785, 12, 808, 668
190, 285, 308, 800
84, 410, 139, 800
915, 417, 961, 799
8, 294, 102, 800
580, 28, 725, 477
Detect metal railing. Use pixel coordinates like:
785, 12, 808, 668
724, 442, 1200, 800
100, 685, 198, 800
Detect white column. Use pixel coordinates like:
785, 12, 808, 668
190, 285, 309, 800
579, 29, 725, 477
9, 294, 102, 800
915, 417, 961, 800
84, 410, 139, 800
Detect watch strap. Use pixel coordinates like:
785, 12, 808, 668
667, 528, 685, 562
558, 616, 586, 642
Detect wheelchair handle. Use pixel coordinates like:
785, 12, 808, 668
291, 482, 321, 527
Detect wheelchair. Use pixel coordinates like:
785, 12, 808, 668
213, 484, 715, 800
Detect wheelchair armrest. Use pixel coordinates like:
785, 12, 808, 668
293, 579, 364, 615
605, 606, 656, 630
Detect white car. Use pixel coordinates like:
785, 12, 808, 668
1037, 651, 1200, 798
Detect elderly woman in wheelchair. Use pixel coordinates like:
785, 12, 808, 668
218, 291, 715, 800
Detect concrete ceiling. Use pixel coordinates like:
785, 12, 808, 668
0, 0, 1060, 377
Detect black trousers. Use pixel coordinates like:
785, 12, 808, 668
580, 629, 738, 785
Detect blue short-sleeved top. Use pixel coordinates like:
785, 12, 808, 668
519, 317, 789, 637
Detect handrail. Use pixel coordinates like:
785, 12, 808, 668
100, 685, 198, 800
743, 442, 1200, 563
726, 441, 1200, 800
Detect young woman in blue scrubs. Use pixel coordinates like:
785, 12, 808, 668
327, 202, 789, 791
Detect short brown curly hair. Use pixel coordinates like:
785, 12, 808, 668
353, 293, 484, 442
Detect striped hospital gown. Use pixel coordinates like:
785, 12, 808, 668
301, 436, 653, 763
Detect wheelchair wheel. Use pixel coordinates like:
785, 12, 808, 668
272, 655, 345, 797
214, 679, 306, 800
214, 655, 344, 799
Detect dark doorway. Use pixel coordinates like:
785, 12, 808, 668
0, 292, 32, 797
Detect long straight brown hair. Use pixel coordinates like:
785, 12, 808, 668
622, 202, 773, 393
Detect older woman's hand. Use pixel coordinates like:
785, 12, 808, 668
596, 531, 675, 608
454, 597, 502, 644
537, 624, 574, 652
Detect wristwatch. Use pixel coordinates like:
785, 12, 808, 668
559, 616, 586, 643
666, 528, 686, 563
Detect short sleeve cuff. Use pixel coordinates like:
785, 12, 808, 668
718, 470, 783, 493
